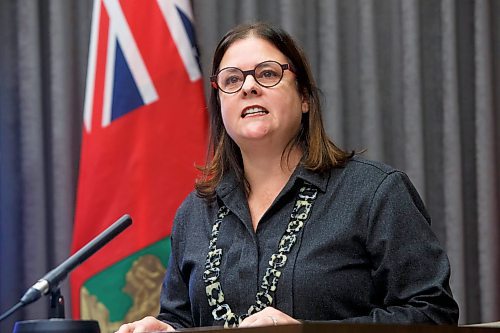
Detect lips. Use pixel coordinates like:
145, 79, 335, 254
241, 106, 269, 118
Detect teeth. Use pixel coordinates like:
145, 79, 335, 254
242, 107, 268, 117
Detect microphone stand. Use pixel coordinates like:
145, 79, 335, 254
48, 288, 65, 319
0, 214, 133, 333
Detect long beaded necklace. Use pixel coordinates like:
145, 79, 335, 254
203, 182, 318, 327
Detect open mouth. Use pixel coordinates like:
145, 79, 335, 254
241, 107, 269, 118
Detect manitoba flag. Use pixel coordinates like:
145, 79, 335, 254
70, 1, 206, 332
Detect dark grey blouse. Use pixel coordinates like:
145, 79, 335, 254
158, 156, 459, 328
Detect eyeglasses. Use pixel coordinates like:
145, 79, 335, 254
210, 60, 293, 94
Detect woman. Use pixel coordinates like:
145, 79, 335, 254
117, 22, 458, 332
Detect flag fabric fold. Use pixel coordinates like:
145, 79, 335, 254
70, 1, 207, 331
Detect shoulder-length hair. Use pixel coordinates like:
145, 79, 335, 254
195, 22, 353, 200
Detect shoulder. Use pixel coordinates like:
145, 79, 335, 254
176, 190, 204, 215
346, 156, 418, 194
344, 155, 399, 177
343, 156, 430, 223
346, 155, 419, 194
324, 155, 423, 208
329, 155, 403, 191
172, 190, 213, 235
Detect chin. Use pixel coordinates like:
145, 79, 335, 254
243, 130, 270, 140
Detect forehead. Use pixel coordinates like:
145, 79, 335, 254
219, 36, 288, 69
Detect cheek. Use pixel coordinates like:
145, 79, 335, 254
219, 105, 236, 137
219, 95, 233, 115
219, 98, 230, 121
220, 107, 229, 128
219, 96, 241, 123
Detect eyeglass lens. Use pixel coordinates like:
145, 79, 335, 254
216, 61, 284, 93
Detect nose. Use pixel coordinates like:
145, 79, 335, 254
241, 73, 260, 96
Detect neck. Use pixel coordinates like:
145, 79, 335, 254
241, 145, 303, 195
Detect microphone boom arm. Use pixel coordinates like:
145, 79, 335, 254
0, 214, 132, 322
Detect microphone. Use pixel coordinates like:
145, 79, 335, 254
0, 214, 132, 321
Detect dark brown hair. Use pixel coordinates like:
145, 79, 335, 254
195, 22, 353, 200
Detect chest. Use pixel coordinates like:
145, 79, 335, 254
247, 187, 283, 230
180, 194, 374, 324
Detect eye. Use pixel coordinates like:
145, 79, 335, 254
257, 69, 279, 79
224, 75, 243, 86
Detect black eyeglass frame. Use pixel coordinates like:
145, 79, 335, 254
210, 60, 294, 94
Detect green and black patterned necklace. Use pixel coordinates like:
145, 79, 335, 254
203, 182, 318, 327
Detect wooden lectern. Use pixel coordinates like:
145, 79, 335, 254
174, 323, 500, 333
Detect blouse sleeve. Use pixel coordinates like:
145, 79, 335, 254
339, 171, 458, 324
156, 197, 194, 329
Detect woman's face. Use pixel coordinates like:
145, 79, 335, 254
217, 36, 308, 152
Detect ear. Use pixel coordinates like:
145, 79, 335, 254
301, 94, 309, 113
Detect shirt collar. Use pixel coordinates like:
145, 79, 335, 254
215, 164, 330, 199
292, 165, 329, 193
